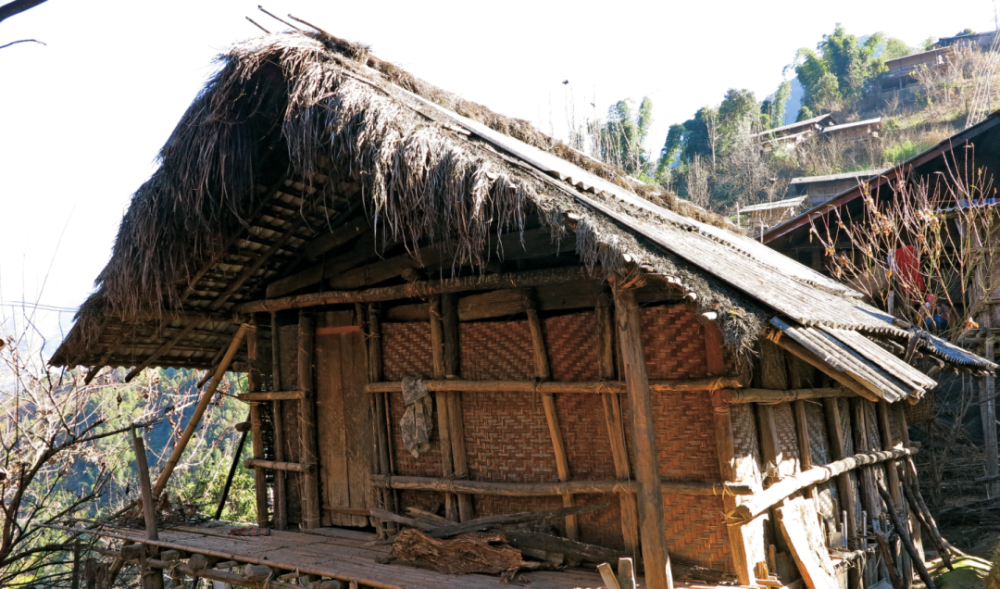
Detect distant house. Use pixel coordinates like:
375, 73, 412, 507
935, 30, 998, 50
752, 113, 837, 152
821, 117, 882, 143
880, 48, 952, 90
734, 196, 808, 239
789, 169, 886, 206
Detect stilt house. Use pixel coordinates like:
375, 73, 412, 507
53, 31, 994, 589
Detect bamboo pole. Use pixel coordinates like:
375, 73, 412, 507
240, 266, 593, 314
614, 287, 672, 589
246, 324, 270, 527
214, 413, 249, 520
728, 448, 915, 522
151, 324, 250, 499
441, 294, 474, 521
367, 303, 396, 533
769, 332, 881, 402
722, 388, 849, 403
596, 293, 639, 555
525, 290, 578, 540
244, 458, 315, 473
824, 398, 859, 546
238, 391, 305, 401
370, 474, 751, 496
364, 377, 741, 394
131, 427, 163, 589
429, 296, 458, 522
271, 312, 287, 530
298, 312, 320, 529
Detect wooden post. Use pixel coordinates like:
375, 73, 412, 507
525, 290, 578, 540
852, 399, 882, 521
271, 312, 288, 530
596, 293, 639, 555
824, 398, 859, 545
246, 324, 270, 527
877, 400, 909, 587
981, 337, 999, 496
614, 286, 672, 589
71, 540, 80, 589
151, 324, 250, 499
367, 304, 397, 531
442, 293, 474, 521
132, 427, 163, 589
704, 323, 756, 585
298, 312, 320, 529
430, 297, 458, 522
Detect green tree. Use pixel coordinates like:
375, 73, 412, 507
956, 28, 976, 37
882, 37, 912, 60
654, 123, 685, 185
599, 97, 654, 177
795, 25, 886, 108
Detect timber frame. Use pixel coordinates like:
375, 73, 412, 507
51, 27, 992, 589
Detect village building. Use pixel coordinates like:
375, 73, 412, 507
752, 113, 837, 152
788, 169, 887, 207
820, 118, 882, 143
52, 31, 993, 589
934, 30, 998, 50
878, 48, 952, 91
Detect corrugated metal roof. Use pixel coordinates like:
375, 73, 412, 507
738, 197, 807, 213
789, 169, 886, 185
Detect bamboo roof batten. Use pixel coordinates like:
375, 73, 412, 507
369, 474, 753, 497
363, 377, 742, 394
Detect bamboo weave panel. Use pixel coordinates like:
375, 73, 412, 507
839, 399, 865, 533
805, 402, 839, 523
663, 495, 731, 571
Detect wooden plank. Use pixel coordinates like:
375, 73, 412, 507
298, 313, 321, 529
271, 313, 287, 530
246, 324, 270, 528
343, 308, 374, 527
316, 311, 352, 527
442, 294, 474, 521
776, 496, 838, 589
614, 287, 672, 589
526, 290, 578, 540
596, 293, 639, 555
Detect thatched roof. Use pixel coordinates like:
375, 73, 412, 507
51, 30, 994, 399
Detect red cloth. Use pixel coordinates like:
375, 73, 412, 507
891, 245, 925, 299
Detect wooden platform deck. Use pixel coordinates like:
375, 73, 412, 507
108, 523, 646, 589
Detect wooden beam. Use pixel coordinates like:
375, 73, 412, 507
237, 391, 305, 401
525, 290, 578, 540
246, 325, 270, 528
596, 293, 639, 555
151, 324, 250, 498
769, 333, 880, 402
728, 448, 915, 523
298, 312, 321, 529
429, 297, 458, 522
441, 294, 474, 521
614, 286, 673, 589
370, 474, 751, 496
266, 232, 377, 299
271, 312, 287, 531
244, 458, 315, 473
723, 388, 849, 404
364, 377, 741, 394
242, 266, 595, 314
300, 213, 369, 260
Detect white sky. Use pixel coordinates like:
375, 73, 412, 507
1, 0, 997, 349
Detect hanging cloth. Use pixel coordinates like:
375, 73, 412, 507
400, 376, 434, 458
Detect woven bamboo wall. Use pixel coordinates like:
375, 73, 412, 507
379, 303, 731, 566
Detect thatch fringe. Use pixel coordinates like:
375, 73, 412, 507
58, 32, 760, 365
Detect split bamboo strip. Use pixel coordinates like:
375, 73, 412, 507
238, 391, 305, 402
441, 294, 474, 521
244, 458, 315, 473
298, 313, 321, 529
728, 448, 915, 523
369, 474, 751, 496
271, 312, 287, 531
852, 398, 882, 521
364, 377, 741, 394
722, 388, 849, 404
241, 266, 594, 313
151, 324, 250, 499
596, 293, 639, 555
526, 290, 578, 540
614, 287, 672, 589
823, 398, 859, 544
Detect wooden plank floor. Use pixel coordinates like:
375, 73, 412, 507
110, 523, 628, 589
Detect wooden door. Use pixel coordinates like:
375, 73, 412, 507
314, 310, 374, 527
